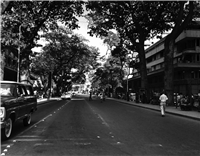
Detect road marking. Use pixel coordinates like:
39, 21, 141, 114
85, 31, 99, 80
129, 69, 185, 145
17, 114, 52, 136
34, 143, 54, 146
85, 100, 123, 147
0, 104, 67, 156
97, 114, 109, 127
74, 142, 91, 146
147, 144, 163, 147
85, 100, 110, 127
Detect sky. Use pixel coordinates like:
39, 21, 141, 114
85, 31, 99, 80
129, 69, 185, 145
73, 17, 108, 57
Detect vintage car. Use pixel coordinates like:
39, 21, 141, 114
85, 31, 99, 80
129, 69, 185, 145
0, 81, 37, 140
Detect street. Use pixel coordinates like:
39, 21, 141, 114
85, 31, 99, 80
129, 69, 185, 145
1, 95, 200, 156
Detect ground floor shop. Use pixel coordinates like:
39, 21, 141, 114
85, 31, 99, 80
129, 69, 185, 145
127, 67, 200, 105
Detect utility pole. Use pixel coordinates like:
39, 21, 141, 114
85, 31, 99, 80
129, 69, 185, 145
127, 64, 130, 101
17, 25, 22, 82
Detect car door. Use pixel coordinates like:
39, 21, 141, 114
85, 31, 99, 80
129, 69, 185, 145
17, 84, 27, 118
24, 85, 37, 112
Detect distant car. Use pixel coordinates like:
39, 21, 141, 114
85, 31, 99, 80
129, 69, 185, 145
61, 92, 72, 100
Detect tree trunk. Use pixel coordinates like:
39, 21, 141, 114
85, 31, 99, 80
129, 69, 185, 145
137, 42, 149, 103
0, 53, 5, 80
164, 35, 175, 106
163, 1, 194, 106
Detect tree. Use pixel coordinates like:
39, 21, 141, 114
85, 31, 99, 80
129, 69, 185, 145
163, 1, 195, 105
86, 1, 178, 103
1, 1, 85, 80
92, 56, 124, 97
31, 26, 100, 96
30, 52, 54, 95
100, 31, 126, 83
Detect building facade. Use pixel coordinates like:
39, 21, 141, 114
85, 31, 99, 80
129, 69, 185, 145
129, 23, 200, 99
1, 47, 18, 81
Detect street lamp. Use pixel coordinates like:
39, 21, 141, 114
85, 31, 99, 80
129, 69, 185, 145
17, 25, 22, 82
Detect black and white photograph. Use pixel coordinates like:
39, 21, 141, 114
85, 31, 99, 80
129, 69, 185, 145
1, 1, 200, 155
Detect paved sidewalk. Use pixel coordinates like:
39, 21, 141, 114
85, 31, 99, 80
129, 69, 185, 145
109, 98, 200, 121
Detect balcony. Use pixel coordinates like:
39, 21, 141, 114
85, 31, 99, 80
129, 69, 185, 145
174, 62, 200, 68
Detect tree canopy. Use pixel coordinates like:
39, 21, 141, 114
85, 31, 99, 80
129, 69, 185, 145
85, 1, 198, 102
31, 26, 100, 95
1, 0, 85, 71
91, 55, 124, 95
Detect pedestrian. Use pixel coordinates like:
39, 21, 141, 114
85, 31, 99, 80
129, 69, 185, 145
177, 93, 181, 108
159, 91, 168, 117
89, 90, 92, 101
99, 92, 103, 102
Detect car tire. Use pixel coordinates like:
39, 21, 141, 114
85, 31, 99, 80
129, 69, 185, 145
23, 113, 32, 126
1, 117, 13, 140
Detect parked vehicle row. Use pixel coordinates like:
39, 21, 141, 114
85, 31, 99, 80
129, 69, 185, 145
0, 81, 37, 140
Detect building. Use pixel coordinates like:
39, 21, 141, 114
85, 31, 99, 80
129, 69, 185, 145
1, 47, 38, 85
129, 22, 200, 99
1, 47, 18, 81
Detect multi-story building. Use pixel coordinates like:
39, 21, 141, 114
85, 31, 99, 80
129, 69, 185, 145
129, 21, 200, 98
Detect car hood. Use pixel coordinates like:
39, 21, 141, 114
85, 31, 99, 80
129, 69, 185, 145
0, 96, 16, 106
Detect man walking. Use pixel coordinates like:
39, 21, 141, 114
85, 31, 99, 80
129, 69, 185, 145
159, 91, 168, 117
89, 90, 92, 101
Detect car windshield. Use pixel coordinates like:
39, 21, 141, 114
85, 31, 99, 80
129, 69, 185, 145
0, 83, 15, 96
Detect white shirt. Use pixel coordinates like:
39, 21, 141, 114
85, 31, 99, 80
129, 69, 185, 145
159, 94, 168, 103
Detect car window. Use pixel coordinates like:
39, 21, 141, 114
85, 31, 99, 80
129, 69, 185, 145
25, 85, 34, 96
0, 83, 15, 96
20, 85, 28, 96
16, 85, 23, 96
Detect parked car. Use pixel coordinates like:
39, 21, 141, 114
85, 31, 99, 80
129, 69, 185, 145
61, 92, 72, 100
0, 81, 37, 140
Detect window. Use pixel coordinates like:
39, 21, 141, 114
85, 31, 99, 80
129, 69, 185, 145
191, 71, 195, 79
21, 86, 28, 95
25, 86, 34, 96
16, 85, 23, 96
187, 39, 195, 50
197, 39, 200, 46
160, 51, 164, 57
0, 84, 15, 96
17, 85, 27, 96
197, 54, 200, 62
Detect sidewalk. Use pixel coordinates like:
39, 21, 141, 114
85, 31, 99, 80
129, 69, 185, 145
109, 98, 200, 121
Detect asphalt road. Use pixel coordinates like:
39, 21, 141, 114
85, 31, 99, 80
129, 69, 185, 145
1, 95, 200, 156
